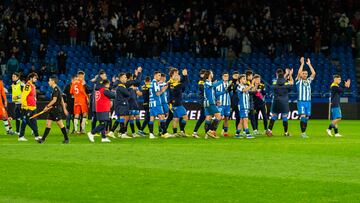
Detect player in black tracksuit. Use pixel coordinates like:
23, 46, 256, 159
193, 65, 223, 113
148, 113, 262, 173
111, 68, 142, 137
228, 71, 240, 127
38, 76, 69, 144
192, 69, 206, 138
63, 75, 76, 133
252, 74, 268, 133
126, 73, 142, 137
139, 76, 151, 135
266, 69, 294, 137
246, 70, 257, 132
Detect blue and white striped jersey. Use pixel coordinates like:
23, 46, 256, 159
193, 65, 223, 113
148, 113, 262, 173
149, 79, 162, 107
296, 77, 313, 101
203, 80, 222, 107
237, 84, 250, 109
216, 81, 231, 106
159, 81, 168, 104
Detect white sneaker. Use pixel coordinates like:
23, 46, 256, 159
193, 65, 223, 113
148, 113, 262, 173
107, 131, 116, 138
132, 133, 141, 138
120, 134, 132, 139
35, 136, 42, 141
101, 137, 111, 142
160, 133, 174, 138
192, 132, 200, 139
326, 129, 333, 137
149, 133, 156, 139
18, 136, 28, 142
301, 133, 309, 138
221, 129, 224, 136
334, 133, 342, 137
87, 132, 95, 142
253, 130, 258, 135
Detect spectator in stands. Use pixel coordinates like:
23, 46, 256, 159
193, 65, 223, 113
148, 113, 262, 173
356, 31, 360, 58
6, 54, 19, 74
39, 64, 49, 81
0, 51, 6, 75
69, 16, 78, 46
57, 51, 67, 74
241, 36, 252, 57
225, 24, 238, 41
38, 44, 47, 65
21, 40, 31, 63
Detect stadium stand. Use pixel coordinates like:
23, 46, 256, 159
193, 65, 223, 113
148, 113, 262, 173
0, 0, 359, 102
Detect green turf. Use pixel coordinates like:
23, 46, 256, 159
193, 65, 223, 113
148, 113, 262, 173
0, 119, 359, 202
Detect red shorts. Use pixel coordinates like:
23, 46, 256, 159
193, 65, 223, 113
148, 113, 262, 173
74, 103, 88, 115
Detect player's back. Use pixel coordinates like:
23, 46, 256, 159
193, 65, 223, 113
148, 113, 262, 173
273, 78, 292, 102
71, 79, 87, 103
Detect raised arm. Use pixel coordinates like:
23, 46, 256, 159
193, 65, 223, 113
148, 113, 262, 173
306, 58, 316, 80
296, 57, 305, 81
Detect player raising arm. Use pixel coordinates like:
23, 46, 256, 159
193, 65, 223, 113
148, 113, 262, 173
296, 57, 316, 138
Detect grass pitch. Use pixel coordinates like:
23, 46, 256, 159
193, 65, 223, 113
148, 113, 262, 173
0, 119, 359, 202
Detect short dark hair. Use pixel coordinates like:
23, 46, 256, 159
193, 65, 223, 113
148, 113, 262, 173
28, 73, 38, 80
333, 74, 341, 79
12, 72, 20, 78
71, 74, 77, 79
49, 75, 58, 84
239, 74, 246, 80
145, 76, 151, 82
119, 73, 126, 78
232, 71, 239, 75
154, 71, 161, 75
98, 69, 106, 75
161, 73, 167, 78
203, 70, 212, 80
77, 71, 85, 75
102, 79, 110, 86
222, 72, 229, 76
245, 70, 253, 76
169, 68, 178, 77
276, 68, 284, 75
126, 72, 133, 79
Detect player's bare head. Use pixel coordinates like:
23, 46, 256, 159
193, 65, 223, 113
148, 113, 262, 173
28, 72, 38, 82
232, 71, 239, 79
199, 69, 206, 79
276, 68, 284, 78
222, 72, 229, 81
99, 70, 107, 80
333, 74, 341, 84
169, 67, 179, 78
77, 71, 85, 79
144, 76, 151, 84
49, 75, 58, 86
245, 70, 253, 80
102, 79, 110, 88
160, 73, 167, 82
239, 74, 246, 84
126, 72, 133, 81
154, 71, 161, 81
71, 74, 77, 81
119, 73, 127, 83
301, 70, 308, 79
12, 72, 20, 81
203, 70, 213, 80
